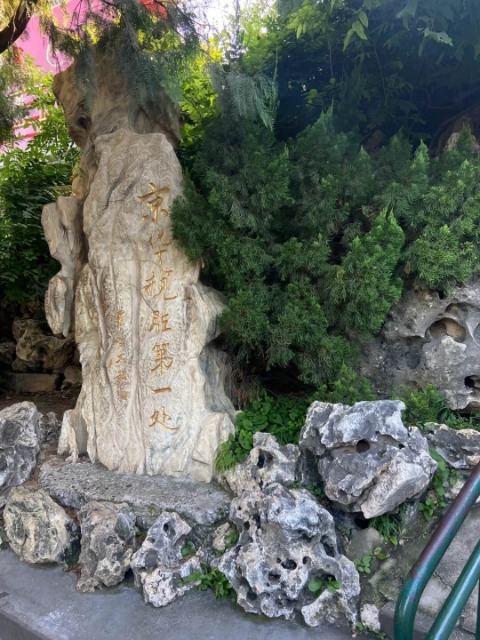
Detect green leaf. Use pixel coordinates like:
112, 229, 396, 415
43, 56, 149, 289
423, 29, 453, 47
343, 27, 355, 50
352, 20, 368, 41
307, 579, 324, 593
358, 11, 368, 28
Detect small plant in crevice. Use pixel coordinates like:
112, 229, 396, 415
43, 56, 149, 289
224, 528, 239, 549
418, 450, 459, 521
215, 391, 309, 472
181, 539, 196, 559
354, 547, 387, 574
307, 575, 341, 597
369, 508, 405, 546
182, 568, 235, 601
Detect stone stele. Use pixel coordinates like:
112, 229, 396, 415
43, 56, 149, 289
42, 60, 234, 482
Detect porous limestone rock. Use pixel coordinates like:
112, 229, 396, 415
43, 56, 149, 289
0, 402, 40, 508
360, 604, 381, 632
77, 501, 136, 592
360, 280, 480, 412
216, 483, 360, 628
4, 486, 79, 564
212, 522, 238, 553
131, 511, 202, 607
12, 319, 75, 372
42, 197, 85, 337
427, 424, 480, 469
300, 401, 436, 518
45, 61, 234, 482
39, 411, 61, 443
222, 432, 300, 496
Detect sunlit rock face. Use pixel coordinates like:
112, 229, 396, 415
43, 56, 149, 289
300, 401, 436, 518
361, 280, 480, 412
42, 60, 234, 482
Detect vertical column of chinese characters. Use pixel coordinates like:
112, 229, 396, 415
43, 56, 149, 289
113, 309, 130, 402
138, 182, 178, 432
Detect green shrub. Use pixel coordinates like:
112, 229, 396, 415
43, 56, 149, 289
395, 384, 479, 430
0, 73, 79, 303
215, 392, 309, 472
394, 384, 448, 426
316, 364, 376, 405
173, 87, 480, 398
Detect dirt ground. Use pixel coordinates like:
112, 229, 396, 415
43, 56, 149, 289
0, 388, 79, 417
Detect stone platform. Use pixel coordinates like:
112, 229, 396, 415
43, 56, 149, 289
39, 458, 232, 531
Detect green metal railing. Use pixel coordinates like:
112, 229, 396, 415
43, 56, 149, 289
394, 461, 480, 640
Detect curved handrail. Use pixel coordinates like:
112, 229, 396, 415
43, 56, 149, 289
394, 460, 480, 639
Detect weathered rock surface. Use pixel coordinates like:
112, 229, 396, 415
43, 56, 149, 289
77, 501, 136, 592
360, 280, 480, 412
39, 412, 62, 443
131, 511, 202, 607
0, 402, 40, 508
42, 197, 85, 337
360, 604, 381, 632
12, 319, 75, 372
39, 459, 231, 533
222, 433, 300, 496
300, 401, 436, 518
345, 528, 384, 562
216, 483, 360, 628
427, 424, 480, 469
4, 486, 79, 564
212, 522, 238, 553
0, 340, 16, 365
61, 365, 82, 389
46, 62, 234, 482
3, 373, 61, 393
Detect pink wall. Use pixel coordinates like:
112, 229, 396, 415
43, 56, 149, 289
18, 0, 82, 72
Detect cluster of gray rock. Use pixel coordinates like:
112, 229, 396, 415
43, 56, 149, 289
1, 399, 480, 632
0, 319, 81, 393
361, 279, 480, 413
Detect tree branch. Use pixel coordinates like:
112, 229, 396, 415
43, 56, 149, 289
0, 0, 38, 55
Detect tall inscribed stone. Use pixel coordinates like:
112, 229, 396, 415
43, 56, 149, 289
42, 60, 234, 482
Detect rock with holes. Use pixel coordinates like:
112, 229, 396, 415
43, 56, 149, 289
215, 483, 360, 628
300, 401, 436, 518
77, 501, 136, 592
427, 424, 480, 470
4, 486, 79, 565
12, 319, 75, 372
212, 522, 238, 553
0, 402, 41, 508
360, 279, 480, 412
222, 433, 300, 496
131, 511, 203, 607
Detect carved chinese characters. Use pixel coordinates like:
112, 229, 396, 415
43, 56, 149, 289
45, 128, 234, 482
